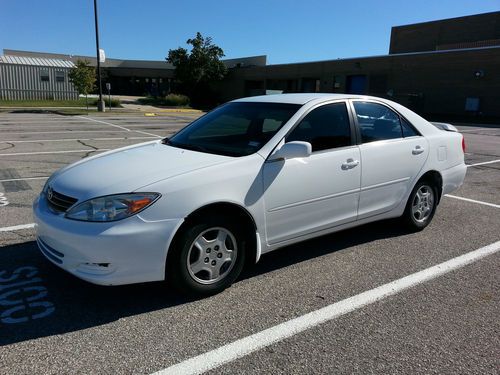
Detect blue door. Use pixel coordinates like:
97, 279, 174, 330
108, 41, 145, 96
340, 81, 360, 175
346, 75, 367, 94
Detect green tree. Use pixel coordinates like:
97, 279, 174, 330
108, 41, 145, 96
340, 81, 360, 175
167, 32, 227, 107
68, 59, 96, 111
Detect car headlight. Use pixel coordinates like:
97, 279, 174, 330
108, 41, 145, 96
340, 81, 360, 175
65, 193, 160, 222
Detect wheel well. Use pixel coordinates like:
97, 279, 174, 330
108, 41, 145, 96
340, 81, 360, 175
169, 202, 258, 267
418, 170, 443, 203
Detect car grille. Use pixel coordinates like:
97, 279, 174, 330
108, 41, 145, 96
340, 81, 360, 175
46, 188, 78, 213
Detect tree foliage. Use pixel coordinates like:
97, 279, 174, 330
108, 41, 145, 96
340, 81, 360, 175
68, 60, 96, 96
166, 32, 227, 105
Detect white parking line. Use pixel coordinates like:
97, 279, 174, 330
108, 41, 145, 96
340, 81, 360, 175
76, 115, 131, 131
0, 223, 35, 232
153, 240, 500, 375
0, 119, 91, 124
445, 194, 500, 209
0, 176, 48, 183
1, 136, 156, 143
467, 159, 500, 167
77, 116, 163, 138
0, 130, 131, 135
126, 129, 164, 138
0, 149, 110, 156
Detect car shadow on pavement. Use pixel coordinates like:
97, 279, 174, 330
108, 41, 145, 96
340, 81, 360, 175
242, 219, 407, 280
0, 219, 407, 346
0, 241, 190, 346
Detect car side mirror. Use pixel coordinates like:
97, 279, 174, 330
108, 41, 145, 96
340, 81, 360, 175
269, 141, 312, 161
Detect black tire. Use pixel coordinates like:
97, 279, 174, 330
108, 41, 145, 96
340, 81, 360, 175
402, 179, 438, 231
166, 215, 247, 296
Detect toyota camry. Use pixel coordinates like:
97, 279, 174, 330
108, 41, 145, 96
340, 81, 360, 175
34, 94, 466, 295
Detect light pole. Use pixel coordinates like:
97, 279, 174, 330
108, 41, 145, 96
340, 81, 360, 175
93, 0, 105, 112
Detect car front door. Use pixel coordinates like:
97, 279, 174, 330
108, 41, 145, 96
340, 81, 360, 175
263, 102, 361, 245
351, 100, 429, 219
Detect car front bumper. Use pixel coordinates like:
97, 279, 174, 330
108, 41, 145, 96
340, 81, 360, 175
33, 194, 183, 286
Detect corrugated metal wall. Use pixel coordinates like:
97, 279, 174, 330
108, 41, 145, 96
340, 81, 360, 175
0, 63, 78, 100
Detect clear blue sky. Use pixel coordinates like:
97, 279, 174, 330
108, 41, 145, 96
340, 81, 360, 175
1, 0, 498, 65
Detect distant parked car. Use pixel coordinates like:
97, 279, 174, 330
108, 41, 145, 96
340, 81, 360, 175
34, 94, 466, 295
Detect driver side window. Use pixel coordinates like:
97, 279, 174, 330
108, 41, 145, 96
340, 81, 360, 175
286, 102, 352, 152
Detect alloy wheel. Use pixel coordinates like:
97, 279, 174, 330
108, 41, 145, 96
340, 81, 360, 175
411, 185, 434, 223
186, 227, 238, 285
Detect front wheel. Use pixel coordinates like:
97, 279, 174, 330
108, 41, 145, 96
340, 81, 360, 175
402, 181, 438, 231
167, 217, 247, 296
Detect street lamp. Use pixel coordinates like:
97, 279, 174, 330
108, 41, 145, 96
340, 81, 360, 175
93, 0, 105, 112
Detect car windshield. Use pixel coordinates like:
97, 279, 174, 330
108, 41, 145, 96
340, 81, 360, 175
164, 102, 301, 157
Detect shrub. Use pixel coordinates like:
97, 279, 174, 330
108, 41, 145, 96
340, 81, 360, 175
163, 94, 190, 106
105, 97, 122, 108
90, 97, 122, 107
137, 94, 190, 107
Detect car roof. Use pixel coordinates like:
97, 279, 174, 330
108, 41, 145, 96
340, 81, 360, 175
232, 93, 370, 105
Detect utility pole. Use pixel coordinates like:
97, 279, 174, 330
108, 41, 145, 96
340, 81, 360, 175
93, 0, 105, 112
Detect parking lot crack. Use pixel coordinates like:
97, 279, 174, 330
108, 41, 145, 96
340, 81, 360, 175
0, 142, 15, 152
77, 140, 98, 151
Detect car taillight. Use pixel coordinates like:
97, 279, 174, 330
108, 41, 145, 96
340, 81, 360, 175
461, 135, 466, 153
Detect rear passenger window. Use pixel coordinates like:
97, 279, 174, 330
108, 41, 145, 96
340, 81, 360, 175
286, 103, 351, 152
353, 102, 405, 143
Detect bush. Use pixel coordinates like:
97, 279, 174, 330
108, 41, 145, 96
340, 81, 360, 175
89, 97, 122, 108
163, 93, 190, 106
104, 97, 122, 108
138, 94, 190, 107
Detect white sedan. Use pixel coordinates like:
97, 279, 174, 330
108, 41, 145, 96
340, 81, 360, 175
33, 94, 466, 295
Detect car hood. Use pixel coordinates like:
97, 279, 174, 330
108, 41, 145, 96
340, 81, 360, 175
50, 141, 232, 201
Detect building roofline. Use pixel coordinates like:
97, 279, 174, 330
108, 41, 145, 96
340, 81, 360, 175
261, 45, 500, 68
391, 10, 500, 29
0, 55, 75, 68
3, 43, 499, 70
2, 49, 167, 63
2, 49, 267, 68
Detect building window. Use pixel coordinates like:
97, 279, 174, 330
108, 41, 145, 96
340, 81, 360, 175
301, 78, 320, 93
40, 70, 50, 82
55, 71, 65, 83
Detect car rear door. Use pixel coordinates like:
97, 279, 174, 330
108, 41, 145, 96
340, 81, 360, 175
263, 101, 361, 245
351, 100, 429, 219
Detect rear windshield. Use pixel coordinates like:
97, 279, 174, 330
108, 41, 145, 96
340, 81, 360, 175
165, 102, 301, 157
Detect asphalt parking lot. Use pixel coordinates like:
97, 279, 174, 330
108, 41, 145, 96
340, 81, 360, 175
0, 112, 499, 374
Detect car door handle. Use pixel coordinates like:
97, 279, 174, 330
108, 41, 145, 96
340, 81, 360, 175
412, 146, 424, 155
341, 158, 359, 170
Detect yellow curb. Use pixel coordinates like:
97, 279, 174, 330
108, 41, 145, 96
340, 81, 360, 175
144, 113, 157, 116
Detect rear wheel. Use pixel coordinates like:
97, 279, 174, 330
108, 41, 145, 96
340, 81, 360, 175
403, 180, 438, 231
167, 216, 247, 296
